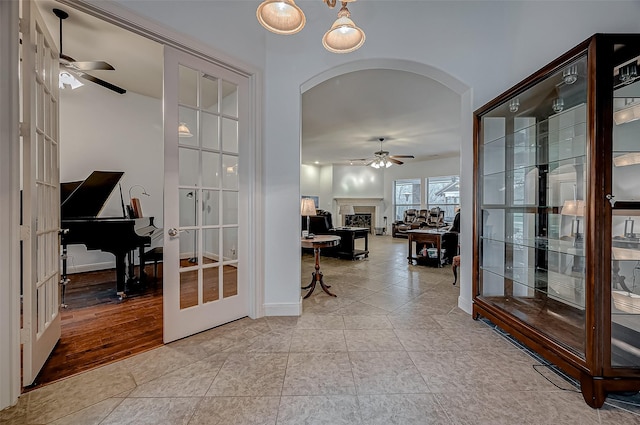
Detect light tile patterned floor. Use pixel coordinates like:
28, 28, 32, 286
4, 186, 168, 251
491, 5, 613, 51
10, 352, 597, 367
2, 236, 640, 424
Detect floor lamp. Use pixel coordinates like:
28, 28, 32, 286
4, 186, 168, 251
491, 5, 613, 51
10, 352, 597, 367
186, 191, 197, 263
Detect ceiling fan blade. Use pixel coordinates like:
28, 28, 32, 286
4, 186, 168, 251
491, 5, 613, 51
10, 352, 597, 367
388, 157, 404, 165
77, 72, 126, 94
72, 61, 115, 71
389, 155, 415, 159
364, 159, 377, 166
60, 53, 76, 63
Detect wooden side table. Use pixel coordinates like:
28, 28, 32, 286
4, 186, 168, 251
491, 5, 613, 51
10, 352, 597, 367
301, 235, 341, 298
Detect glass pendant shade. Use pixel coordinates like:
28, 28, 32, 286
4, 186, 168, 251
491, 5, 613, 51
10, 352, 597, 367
322, 5, 365, 54
257, 0, 306, 35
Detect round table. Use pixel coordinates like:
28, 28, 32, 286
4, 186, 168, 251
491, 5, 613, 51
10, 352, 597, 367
301, 235, 341, 298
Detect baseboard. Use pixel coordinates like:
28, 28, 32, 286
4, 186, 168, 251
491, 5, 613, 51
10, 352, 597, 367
458, 294, 473, 314
68, 261, 115, 274
264, 299, 302, 316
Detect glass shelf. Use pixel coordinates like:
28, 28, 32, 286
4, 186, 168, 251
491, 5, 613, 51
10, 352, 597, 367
483, 137, 586, 176
481, 266, 585, 309
481, 235, 585, 257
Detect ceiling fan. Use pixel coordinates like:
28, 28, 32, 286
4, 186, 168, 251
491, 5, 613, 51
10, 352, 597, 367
354, 138, 415, 168
53, 8, 126, 95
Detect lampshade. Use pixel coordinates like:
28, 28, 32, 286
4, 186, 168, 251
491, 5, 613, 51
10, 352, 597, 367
301, 198, 316, 216
322, 4, 365, 54
614, 152, 640, 167
178, 122, 193, 138
561, 200, 585, 217
257, 0, 306, 35
339, 205, 355, 215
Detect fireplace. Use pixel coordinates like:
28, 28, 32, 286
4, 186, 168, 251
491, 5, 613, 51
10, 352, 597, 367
345, 212, 372, 232
334, 198, 385, 233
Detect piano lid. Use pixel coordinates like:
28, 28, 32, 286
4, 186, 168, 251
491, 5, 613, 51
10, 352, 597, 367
61, 171, 124, 219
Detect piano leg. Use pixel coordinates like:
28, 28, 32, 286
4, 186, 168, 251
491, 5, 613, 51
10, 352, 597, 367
60, 242, 69, 308
115, 253, 127, 299
139, 245, 148, 282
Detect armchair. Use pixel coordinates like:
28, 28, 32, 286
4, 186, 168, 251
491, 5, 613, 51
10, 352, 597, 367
425, 207, 446, 228
392, 209, 417, 238
413, 209, 430, 229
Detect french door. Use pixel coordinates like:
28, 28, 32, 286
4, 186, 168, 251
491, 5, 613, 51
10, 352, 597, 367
20, 1, 62, 385
163, 47, 249, 342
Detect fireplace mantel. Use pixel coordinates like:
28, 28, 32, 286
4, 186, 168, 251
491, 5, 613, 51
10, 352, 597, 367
333, 197, 385, 227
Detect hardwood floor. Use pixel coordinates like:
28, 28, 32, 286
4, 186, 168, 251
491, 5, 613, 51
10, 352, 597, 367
27, 265, 164, 391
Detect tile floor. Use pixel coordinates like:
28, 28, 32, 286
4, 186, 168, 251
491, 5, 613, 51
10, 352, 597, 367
2, 236, 640, 424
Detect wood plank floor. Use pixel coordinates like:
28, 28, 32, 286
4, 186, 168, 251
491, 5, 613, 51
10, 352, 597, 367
27, 265, 164, 391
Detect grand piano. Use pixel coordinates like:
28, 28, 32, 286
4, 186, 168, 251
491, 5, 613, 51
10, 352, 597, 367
61, 171, 161, 299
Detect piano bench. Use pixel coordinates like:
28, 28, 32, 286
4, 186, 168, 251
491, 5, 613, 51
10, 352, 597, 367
145, 247, 163, 278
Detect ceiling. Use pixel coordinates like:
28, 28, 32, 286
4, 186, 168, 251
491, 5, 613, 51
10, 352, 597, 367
37, 0, 163, 99
35, 1, 462, 165
302, 69, 462, 166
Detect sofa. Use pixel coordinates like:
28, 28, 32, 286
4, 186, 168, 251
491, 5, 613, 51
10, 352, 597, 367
392, 208, 430, 238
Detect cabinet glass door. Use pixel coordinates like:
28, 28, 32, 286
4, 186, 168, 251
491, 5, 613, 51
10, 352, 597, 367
478, 55, 588, 356
610, 50, 640, 368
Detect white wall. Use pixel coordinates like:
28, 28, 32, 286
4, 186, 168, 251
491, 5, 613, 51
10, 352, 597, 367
60, 82, 163, 272
318, 165, 333, 212
300, 164, 320, 199
332, 165, 384, 199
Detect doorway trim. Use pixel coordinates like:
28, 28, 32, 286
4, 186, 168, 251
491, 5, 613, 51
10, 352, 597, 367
0, 0, 21, 410
300, 58, 473, 314
1, 0, 264, 410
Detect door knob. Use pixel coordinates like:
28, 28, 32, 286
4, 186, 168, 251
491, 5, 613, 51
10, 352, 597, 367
168, 228, 179, 237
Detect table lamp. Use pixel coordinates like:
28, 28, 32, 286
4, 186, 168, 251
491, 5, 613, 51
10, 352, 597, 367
301, 198, 317, 238
561, 199, 585, 241
339, 204, 355, 227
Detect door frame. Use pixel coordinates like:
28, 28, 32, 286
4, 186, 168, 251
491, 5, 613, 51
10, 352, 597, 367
0, 0, 264, 410
0, 0, 22, 410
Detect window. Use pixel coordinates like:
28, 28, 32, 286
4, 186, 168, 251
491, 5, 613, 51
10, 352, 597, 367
393, 179, 421, 221
426, 175, 459, 221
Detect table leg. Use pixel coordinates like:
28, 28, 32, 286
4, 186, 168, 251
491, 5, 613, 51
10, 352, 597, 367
407, 235, 414, 264
303, 247, 336, 298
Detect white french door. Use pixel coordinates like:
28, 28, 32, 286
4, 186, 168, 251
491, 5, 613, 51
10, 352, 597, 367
20, 1, 62, 385
163, 47, 249, 342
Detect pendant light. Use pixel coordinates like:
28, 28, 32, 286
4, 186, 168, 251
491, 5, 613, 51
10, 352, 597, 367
256, 0, 365, 53
256, 0, 305, 35
322, 2, 365, 54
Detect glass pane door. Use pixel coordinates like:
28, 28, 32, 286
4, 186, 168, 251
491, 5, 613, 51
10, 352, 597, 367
611, 50, 640, 368
163, 46, 247, 343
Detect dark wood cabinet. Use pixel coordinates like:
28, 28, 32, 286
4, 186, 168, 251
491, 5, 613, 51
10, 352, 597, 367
473, 34, 640, 408
330, 227, 369, 259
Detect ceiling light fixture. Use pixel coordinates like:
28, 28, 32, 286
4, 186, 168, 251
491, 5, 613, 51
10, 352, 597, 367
370, 158, 392, 169
257, 0, 365, 54
178, 122, 193, 138
562, 65, 579, 85
508, 98, 519, 113
59, 70, 84, 90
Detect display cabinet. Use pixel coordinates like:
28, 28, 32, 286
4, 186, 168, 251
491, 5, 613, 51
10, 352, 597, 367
473, 34, 640, 408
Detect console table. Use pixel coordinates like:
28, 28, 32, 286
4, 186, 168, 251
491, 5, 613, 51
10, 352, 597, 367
406, 229, 445, 267
331, 227, 369, 260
